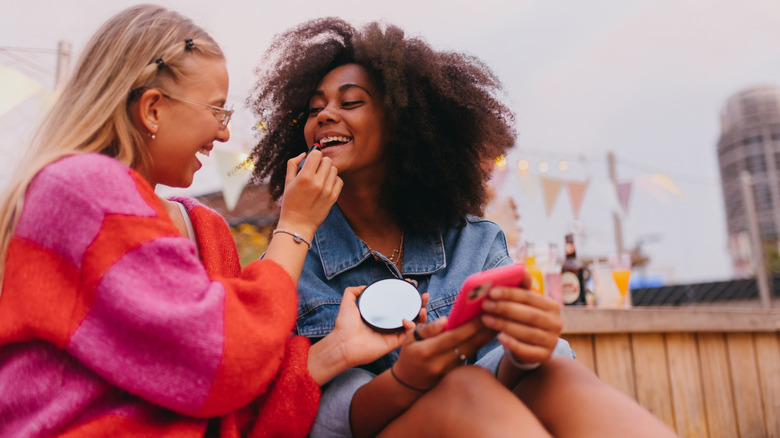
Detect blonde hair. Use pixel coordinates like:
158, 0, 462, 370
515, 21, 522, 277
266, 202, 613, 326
0, 4, 223, 286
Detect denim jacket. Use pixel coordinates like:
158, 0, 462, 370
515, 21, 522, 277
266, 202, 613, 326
296, 205, 515, 374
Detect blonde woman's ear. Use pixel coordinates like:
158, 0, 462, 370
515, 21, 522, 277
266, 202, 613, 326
136, 89, 164, 137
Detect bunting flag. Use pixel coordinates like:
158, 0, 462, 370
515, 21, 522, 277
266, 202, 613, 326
213, 149, 252, 211
651, 173, 684, 198
516, 171, 539, 205
566, 180, 589, 219
540, 176, 563, 216
616, 181, 633, 214
635, 175, 669, 203
0, 65, 43, 117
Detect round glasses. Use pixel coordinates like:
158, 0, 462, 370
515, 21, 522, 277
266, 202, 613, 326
161, 92, 233, 129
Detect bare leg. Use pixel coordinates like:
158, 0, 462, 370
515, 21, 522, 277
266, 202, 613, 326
513, 357, 677, 438
379, 366, 552, 438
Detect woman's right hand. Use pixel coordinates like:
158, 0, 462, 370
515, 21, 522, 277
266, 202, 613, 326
277, 150, 342, 238
389, 315, 496, 391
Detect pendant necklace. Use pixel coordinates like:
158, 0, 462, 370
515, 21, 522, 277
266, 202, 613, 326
363, 230, 405, 272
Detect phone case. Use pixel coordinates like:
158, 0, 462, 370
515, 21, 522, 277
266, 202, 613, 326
444, 263, 526, 331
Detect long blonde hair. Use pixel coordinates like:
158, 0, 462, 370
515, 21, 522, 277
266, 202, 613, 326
0, 4, 223, 286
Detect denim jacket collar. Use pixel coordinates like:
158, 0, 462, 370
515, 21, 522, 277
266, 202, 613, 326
313, 205, 447, 279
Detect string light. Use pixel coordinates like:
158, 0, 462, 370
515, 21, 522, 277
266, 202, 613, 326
495, 155, 507, 169
518, 160, 529, 173
538, 161, 549, 173
558, 160, 569, 172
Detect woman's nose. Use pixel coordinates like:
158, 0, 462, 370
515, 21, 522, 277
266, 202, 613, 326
317, 104, 340, 125
216, 124, 231, 142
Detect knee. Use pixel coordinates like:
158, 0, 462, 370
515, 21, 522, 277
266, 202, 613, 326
432, 366, 510, 407
527, 356, 603, 392
541, 356, 598, 381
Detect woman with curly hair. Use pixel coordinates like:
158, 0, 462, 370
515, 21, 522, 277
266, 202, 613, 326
250, 17, 676, 438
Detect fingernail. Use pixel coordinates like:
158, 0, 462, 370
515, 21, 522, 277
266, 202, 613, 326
482, 315, 496, 325
489, 288, 502, 298
482, 299, 496, 310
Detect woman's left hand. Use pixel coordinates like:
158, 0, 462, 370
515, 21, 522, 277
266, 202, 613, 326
479, 279, 562, 365
333, 286, 429, 367
308, 286, 429, 385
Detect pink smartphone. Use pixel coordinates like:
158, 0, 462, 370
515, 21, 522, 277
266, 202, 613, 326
444, 263, 526, 331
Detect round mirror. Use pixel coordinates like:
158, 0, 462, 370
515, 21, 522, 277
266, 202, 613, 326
357, 278, 422, 332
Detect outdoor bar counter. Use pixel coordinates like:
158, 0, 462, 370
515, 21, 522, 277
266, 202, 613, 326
560, 307, 780, 438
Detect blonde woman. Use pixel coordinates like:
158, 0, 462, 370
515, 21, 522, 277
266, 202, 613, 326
0, 6, 410, 437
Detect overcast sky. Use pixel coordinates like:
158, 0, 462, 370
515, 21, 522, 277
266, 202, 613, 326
3, 0, 780, 284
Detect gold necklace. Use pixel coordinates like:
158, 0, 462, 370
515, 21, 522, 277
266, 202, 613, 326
363, 230, 404, 269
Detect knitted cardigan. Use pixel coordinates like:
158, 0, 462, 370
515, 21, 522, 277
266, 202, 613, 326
0, 153, 320, 437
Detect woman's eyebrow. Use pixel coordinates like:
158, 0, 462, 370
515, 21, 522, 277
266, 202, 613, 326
338, 83, 371, 95
311, 83, 372, 98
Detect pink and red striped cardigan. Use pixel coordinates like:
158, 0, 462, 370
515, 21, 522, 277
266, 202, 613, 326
0, 153, 320, 437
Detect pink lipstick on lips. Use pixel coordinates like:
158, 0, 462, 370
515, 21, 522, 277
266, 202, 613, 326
296, 143, 321, 172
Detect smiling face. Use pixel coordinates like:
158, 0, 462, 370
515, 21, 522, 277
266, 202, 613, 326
139, 55, 230, 188
303, 64, 389, 182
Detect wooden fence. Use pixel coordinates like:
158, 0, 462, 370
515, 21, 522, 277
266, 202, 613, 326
561, 307, 780, 438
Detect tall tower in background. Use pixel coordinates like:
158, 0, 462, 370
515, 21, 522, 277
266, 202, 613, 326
717, 85, 780, 276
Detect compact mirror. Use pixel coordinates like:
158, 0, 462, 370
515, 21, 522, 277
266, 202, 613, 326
357, 278, 422, 332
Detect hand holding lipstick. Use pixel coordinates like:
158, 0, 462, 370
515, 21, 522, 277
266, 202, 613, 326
297, 143, 321, 173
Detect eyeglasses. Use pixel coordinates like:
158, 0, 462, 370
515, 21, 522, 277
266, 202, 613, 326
161, 93, 234, 129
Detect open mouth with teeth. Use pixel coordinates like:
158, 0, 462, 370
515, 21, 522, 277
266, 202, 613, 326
198, 147, 211, 157
318, 136, 351, 149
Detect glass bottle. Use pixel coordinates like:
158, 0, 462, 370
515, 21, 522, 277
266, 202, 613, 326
561, 233, 586, 306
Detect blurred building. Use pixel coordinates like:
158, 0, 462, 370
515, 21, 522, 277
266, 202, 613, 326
717, 85, 780, 276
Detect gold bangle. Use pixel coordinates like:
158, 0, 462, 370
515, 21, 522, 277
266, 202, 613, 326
272, 228, 312, 249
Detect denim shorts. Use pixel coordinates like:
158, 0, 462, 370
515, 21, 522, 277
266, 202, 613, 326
309, 339, 574, 437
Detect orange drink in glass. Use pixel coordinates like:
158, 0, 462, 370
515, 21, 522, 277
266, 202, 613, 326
608, 254, 632, 308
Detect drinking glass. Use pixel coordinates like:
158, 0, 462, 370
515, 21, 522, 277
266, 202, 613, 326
608, 253, 632, 309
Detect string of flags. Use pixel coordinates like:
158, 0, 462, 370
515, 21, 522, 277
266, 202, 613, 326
490, 156, 685, 218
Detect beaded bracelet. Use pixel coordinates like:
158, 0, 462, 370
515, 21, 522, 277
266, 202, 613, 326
272, 228, 312, 249
390, 365, 428, 392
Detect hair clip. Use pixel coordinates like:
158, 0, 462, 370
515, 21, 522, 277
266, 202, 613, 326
155, 57, 166, 69
185, 38, 195, 50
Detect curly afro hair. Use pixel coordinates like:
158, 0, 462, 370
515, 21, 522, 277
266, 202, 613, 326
249, 17, 516, 237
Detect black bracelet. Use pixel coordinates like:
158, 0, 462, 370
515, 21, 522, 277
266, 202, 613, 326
390, 365, 428, 392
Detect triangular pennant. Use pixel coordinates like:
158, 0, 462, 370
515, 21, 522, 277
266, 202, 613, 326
0, 65, 43, 117
635, 175, 669, 203
213, 150, 252, 211
651, 173, 684, 198
616, 181, 632, 214
516, 171, 539, 205
540, 176, 563, 216
594, 179, 621, 212
566, 180, 589, 219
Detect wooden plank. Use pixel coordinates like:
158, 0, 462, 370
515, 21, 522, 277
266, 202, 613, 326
697, 333, 739, 438
561, 308, 780, 334
727, 333, 767, 438
630, 333, 676, 431
754, 333, 780, 438
562, 334, 596, 374
593, 334, 635, 398
666, 333, 708, 437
